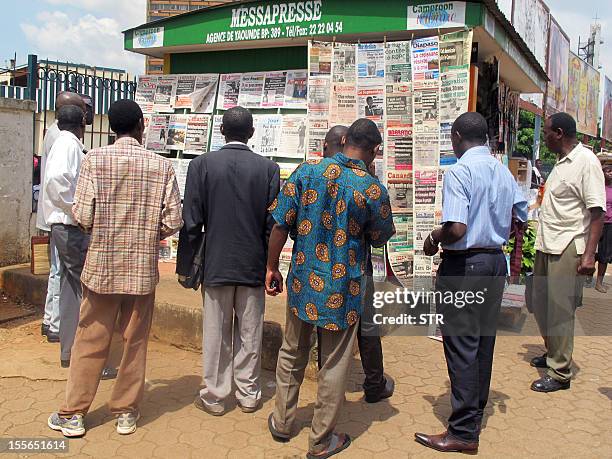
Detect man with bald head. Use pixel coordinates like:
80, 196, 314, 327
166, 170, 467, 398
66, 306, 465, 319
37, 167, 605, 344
322, 125, 394, 404
37, 92, 86, 343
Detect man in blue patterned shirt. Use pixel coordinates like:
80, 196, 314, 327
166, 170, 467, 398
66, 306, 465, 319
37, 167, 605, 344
265, 119, 395, 458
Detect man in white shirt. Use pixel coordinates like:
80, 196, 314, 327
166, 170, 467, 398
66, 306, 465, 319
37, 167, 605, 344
37, 92, 86, 343
530, 113, 605, 393
42, 105, 88, 368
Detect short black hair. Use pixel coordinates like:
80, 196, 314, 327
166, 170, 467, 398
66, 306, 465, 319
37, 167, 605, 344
325, 125, 348, 146
56, 105, 84, 131
549, 112, 577, 138
222, 106, 253, 140
345, 118, 382, 151
108, 99, 143, 135
452, 112, 488, 144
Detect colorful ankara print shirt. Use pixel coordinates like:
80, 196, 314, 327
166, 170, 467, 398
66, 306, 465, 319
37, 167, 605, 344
270, 153, 395, 330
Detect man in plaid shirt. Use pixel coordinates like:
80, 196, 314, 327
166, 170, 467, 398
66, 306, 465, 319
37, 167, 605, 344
48, 100, 183, 438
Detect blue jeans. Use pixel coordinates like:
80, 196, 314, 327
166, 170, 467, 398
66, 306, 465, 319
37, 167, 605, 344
43, 237, 61, 333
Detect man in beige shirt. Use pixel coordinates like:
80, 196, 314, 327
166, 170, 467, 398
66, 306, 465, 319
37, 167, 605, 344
530, 113, 606, 393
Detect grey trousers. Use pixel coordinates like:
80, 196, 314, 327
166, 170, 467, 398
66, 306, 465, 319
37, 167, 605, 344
532, 240, 584, 383
50, 224, 89, 361
199, 285, 265, 409
273, 306, 357, 454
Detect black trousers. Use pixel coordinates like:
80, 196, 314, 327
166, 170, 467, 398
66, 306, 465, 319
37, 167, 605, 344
436, 251, 506, 442
318, 274, 386, 397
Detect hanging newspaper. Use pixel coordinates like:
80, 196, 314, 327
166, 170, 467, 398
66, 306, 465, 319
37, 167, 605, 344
386, 122, 413, 171
413, 86, 439, 133
308, 76, 331, 118
389, 252, 414, 284
414, 169, 438, 206
279, 115, 307, 159
357, 43, 385, 85
251, 114, 283, 156
413, 133, 439, 168
165, 115, 189, 151
358, 87, 384, 120
191, 74, 219, 113
387, 170, 413, 213
284, 70, 308, 109
278, 162, 300, 180
439, 30, 473, 72
371, 246, 387, 282
330, 82, 358, 126
440, 68, 470, 123
135, 76, 157, 113
209, 115, 225, 151
153, 76, 178, 112
262, 71, 287, 108
385, 41, 412, 84
217, 73, 241, 110
332, 43, 356, 83
389, 214, 414, 253
309, 41, 333, 76
413, 254, 434, 294
439, 122, 457, 166
184, 114, 211, 155
411, 36, 440, 81
414, 208, 436, 251
175, 75, 198, 109
143, 115, 151, 142
307, 118, 329, 159
386, 83, 412, 124
173, 159, 191, 199
238, 72, 265, 108
145, 115, 169, 151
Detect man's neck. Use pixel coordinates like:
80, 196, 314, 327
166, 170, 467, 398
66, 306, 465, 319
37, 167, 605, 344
225, 138, 248, 144
558, 140, 579, 160
342, 146, 367, 164
117, 134, 139, 143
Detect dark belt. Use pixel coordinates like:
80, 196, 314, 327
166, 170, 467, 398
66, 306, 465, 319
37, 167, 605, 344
442, 247, 503, 257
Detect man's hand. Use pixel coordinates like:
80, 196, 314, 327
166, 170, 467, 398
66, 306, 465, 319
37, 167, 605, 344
577, 252, 597, 276
265, 269, 284, 296
423, 232, 439, 257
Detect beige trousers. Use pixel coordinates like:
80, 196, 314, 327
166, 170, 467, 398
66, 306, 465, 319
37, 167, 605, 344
273, 306, 357, 454
60, 286, 155, 416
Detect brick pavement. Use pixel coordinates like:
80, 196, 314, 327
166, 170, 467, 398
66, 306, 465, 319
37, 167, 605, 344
0, 293, 611, 458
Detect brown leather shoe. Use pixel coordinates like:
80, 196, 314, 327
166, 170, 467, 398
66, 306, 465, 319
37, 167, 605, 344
414, 431, 478, 454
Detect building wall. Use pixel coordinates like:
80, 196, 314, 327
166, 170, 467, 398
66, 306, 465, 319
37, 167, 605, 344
145, 0, 241, 74
0, 98, 35, 266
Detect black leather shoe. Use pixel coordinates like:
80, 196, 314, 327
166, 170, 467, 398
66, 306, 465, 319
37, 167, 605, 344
41, 323, 49, 336
365, 376, 395, 403
61, 359, 70, 368
414, 431, 478, 454
46, 331, 60, 343
530, 353, 547, 368
531, 375, 570, 392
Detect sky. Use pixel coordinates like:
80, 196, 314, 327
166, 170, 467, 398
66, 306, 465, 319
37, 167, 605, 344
0, 0, 609, 79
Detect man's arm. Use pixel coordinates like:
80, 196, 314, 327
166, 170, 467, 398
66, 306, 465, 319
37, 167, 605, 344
578, 208, 605, 275
265, 224, 289, 295
72, 156, 95, 232
265, 163, 281, 245
176, 160, 203, 277
160, 165, 183, 239
512, 179, 529, 223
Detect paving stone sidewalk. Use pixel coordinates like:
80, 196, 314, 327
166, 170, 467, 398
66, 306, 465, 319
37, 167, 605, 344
0, 296, 611, 458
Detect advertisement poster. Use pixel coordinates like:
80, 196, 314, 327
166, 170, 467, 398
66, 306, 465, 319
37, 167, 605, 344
567, 53, 600, 137
332, 43, 356, 83
546, 19, 570, 115
357, 43, 385, 84
262, 71, 287, 107
153, 76, 177, 112
330, 82, 358, 126
217, 73, 241, 110
145, 115, 169, 151
387, 170, 413, 212
309, 41, 332, 76
512, 0, 549, 69
165, 115, 189, 150
279, 115, 308, 158
184, 115, 211, 155
385, 41, 412, 84
411, 36, 440, 81
209, 115, 225, 152
135, 75, 157, 113
284, 70, 308, 108
238, 72, 265, 108
566, 52, 581, 123
583, 63, 600, 138
603, 76, 612, 142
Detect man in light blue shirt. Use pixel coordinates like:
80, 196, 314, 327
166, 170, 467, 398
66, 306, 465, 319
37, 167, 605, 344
415, 112, 527, 454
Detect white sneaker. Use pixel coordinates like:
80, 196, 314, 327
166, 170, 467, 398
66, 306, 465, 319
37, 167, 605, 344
48, 413, 86, 437
116, 411, 140, 435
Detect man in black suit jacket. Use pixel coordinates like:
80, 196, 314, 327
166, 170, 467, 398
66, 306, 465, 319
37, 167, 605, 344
177, 106, 280, 416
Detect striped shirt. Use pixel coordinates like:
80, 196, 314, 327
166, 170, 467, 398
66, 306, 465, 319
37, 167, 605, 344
441, 146, 528, 250
73, 137, 183, 295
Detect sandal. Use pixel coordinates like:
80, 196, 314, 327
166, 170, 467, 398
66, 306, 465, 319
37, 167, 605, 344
307, 433, 351, 459
268, 413, 290, 443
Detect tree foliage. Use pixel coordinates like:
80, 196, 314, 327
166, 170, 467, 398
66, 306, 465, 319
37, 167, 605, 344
516, 110, 556, 164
